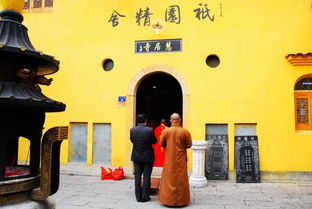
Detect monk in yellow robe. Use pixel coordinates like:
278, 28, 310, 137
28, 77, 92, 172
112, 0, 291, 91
158, 113, 192, 207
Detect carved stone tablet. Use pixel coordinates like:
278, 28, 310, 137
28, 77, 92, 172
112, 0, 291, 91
235, 136, 260, 183
206, 135, 228, 180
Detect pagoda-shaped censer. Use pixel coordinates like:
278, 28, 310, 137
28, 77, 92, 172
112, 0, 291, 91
0, 0, 67, 208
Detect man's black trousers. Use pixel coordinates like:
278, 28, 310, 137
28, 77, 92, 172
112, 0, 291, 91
133, 162, 153, 202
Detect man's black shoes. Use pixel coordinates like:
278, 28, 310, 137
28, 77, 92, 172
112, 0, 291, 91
142, 197, 151, 202
137, 197, 151, 202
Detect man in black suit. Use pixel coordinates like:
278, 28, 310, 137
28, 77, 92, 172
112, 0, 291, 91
130, 113, 157, 202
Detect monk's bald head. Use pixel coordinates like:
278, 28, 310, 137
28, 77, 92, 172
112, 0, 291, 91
170, 113, 181, 126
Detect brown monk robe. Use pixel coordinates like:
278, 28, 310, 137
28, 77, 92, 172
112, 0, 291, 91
158, 113, 192, 207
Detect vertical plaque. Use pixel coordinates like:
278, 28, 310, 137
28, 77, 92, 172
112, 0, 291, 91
206, 135, 228, 180
235, 136, 260, 183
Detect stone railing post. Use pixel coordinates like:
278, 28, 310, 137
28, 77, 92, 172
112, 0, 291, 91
189, 140, 208, 187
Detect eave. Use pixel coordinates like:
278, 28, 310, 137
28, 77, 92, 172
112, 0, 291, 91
286, 53, 312, 66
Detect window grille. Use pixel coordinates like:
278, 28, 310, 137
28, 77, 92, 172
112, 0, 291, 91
296, 98, 309, 124
294, 77, 312, 130
22, 0, 53, 12
44, 0, 53, 8
33, 0, 42, 9
23, 0, 30, 10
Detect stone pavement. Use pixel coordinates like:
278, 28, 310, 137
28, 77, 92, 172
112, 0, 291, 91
59, 163, 163, 177
52, 173, 312, 209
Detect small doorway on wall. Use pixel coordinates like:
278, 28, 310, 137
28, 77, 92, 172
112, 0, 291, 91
136, 73, 183, 167
70, 123, 87, 163
93, 123, 111, 165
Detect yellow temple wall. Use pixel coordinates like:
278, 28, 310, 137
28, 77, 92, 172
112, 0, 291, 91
5, 0, 312, 173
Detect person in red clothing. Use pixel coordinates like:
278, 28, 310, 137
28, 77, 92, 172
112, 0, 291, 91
153, 119, 167, 167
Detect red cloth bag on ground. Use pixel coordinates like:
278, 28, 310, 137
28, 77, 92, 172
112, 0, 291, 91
112, 167, 124, 180
101, 167, 113, 180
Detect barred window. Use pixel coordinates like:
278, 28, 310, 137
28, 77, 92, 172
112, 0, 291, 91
44, 0, 53, 8
295, 76, 312, 130
33, 0, 42, 9
296, 98, 309, 124
22, 0, 53, 12
23, 0, 30, 10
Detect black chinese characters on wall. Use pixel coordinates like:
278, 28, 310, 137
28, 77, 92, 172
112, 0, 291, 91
108, 3, 222, 27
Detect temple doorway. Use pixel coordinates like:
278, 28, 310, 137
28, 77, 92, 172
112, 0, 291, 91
136, 73, 183, 127
136, 73, 183, 167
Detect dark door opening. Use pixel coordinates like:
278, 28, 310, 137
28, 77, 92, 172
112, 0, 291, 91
136, 73, 183, 128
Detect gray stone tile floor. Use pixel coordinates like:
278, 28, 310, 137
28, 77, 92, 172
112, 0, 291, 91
51, 174, 312, 209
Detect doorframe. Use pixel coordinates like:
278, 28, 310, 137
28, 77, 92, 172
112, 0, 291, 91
128, 64, 190, 128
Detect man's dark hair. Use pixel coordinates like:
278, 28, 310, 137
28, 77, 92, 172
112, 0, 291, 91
137, 113, 147, 124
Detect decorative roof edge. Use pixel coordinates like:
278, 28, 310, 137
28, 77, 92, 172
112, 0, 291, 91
286, 52, 312, 66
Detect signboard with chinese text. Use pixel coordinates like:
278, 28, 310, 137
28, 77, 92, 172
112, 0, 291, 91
235, 136, 260, 183
135, 39, 182, 54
